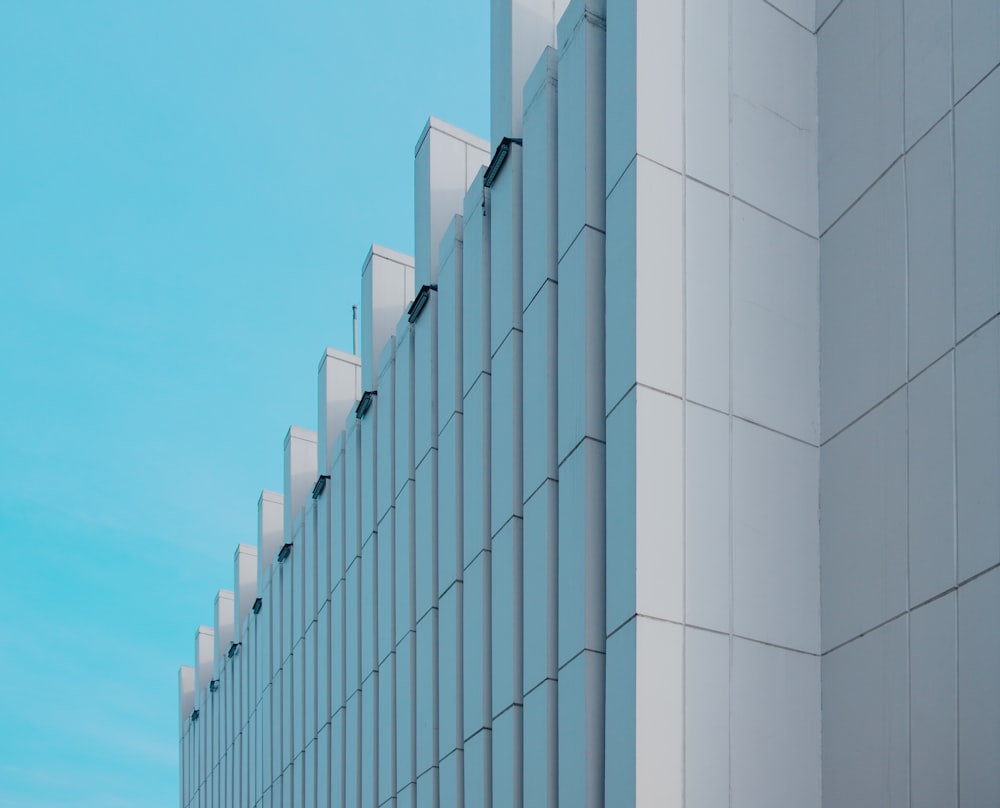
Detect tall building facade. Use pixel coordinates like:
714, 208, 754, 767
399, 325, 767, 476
178, 0, 1000, 805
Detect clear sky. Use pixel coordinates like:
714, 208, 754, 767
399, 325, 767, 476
0, 3, 488, 805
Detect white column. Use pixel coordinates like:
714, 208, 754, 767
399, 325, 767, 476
461, 165, 493, 808
361, 245, 415, 392
521, 45, 559, 808
437, 215, 465, 808
554, 3, 606, 807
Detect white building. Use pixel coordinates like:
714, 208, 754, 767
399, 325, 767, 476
178, 0, 1000, 805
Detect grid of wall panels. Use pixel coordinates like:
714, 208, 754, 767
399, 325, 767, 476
179, 1, 1000, 807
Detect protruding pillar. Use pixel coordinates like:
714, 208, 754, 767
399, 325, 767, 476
284, 426, 318, 542
361, 245, 414, 392
214, 589, 235, 675
415, 117, 489, 289
318, 347, 362, 475
234, 544, 258, 636
258, 489, 284, 575
490, 0, 570, 146
195, 625, 215, 696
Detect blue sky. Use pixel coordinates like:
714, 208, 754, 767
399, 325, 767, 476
0, 3, 488, 805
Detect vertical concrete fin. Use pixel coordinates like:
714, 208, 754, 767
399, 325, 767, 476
362, 245, 415, 392
318, 347, 362, 475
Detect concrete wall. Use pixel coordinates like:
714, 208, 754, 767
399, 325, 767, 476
178, 1, 999, 806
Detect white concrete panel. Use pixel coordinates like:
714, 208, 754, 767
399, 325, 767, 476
732, 200, 819, 444
733, 0, 818, 234
362, 246, 415, 392
398, 782, 415, 808
955, 67, 1000, 339
821, 391, 907, 649
331, 584, 345, 717
733, 639, 821, 808
685, 0, 730, 191
415, 118, 488, 288
361, 675, 376, 808
820, 162, 906, 439
463, 375, 491, 566
396, 480, 414, 644
362, 534, 376, 678
344, 420, 362, 566
438, 216, 464, 435
361, 401, 378, 547
377, 510, 394, 665
606, 0, 682, 189
416, 608, 437, 777
489, 147, 523, 355
462, 167, 490, 395
523, 680, 556, 808
955, 315, 1000, 580
908, 354, 956, 605
318, 348, 362, 475
821, 617, 908, 808
395, 321, 414, 497
377, 339, 395, 526
606, 617, 683, 806
605, 157, 684, 412
523, 480, 557, 693
439, 750, 461, 808
329, 445, 346, 589
906, 115, 955, 375
180, 665, 195, 732
196, 625, 215, 698
463, 550, 492, 742
491, 518, 522, 716
317, 602, 330, 731
317, 725, 330, 808
438, 583, 461, 758
234, 544, 258, 638
910, 593, 958, 808
214, 590, 235, 677
378, 656, 395, 804
732, 419, 819, 652
345, 694, 360, 808
684, 628, 729, 808
523, 47, 559, 304
558, 226, 606, 459
345, 559, 360, 698
685, 403, 731, 633
953, 0, 1000, 100
330, 710, 344, 808
438, 415, 462, 596
904, 0, 952, 147
415, 450, 437, 622
490, 0, 562, 146
258, 490, 284, 582
606, 387, 684, 630
415, 769, 436, 808
557, 0, 606, 252
397, 633, 415, 791
284, 427, 318, 544
685, 180, 730, 413
958, 568, 1000, 805
491, 706, 520, 808
557, 649, 604, 808
769, 0, 816, 29
557, 438, 606, 666
522, 282, 557, 500
280, 556, 294, 664
463, 729, 490, 808
491, 333, 522, 536
414, 300, 438, 465
818, 0, 903, 229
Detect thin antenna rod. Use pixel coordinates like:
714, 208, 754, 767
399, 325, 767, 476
352, 305, 358, 355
